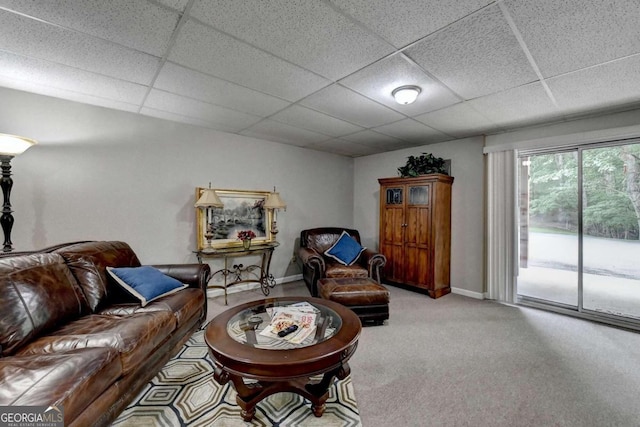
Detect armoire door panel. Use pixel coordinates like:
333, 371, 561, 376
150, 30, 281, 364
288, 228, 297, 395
404, 246, 419, 284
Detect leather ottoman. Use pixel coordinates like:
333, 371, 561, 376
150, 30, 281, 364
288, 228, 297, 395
318, 277, 389, 325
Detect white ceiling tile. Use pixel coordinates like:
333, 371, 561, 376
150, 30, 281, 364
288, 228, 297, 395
404, 5, 537, 100
330, 0, 493, 48
341, 129, 410, 150
140, 107, 236, 133
0, 10, 159, 85
240, 119, 329, 146
144, 89, 262, 132
467, 82, 560, 128
0, 0, 179, 56
155, 63, 290, 117
340, 53, 460, 116
0, 51, 148, 104
504, 0, 640, 77
169, 20, 331, 102
0, 74, 140, 113
307, 138, 380, 157
373, 119, 451, 144
269, 105, 364, 137
154, 0, 189, 12
300, 84, 404, 128
548, 55, 640, 115
189, 0, 394, 80
414, 102, 501, 138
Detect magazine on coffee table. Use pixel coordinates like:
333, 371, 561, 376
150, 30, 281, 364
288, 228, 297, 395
260, 303, 318, 344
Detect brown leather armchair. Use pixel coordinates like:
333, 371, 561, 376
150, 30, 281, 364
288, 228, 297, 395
298, 227, 386, 297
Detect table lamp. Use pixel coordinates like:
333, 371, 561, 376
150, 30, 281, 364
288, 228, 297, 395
195, 184, 224, 248
264, 187, 286, 239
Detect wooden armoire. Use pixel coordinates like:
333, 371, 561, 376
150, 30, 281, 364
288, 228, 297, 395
378, 174, 454, 298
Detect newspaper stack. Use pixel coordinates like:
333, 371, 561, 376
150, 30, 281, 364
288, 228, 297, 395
260, 302, 319, 344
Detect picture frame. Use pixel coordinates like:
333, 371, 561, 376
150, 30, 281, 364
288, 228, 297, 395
196, 187, 274, 250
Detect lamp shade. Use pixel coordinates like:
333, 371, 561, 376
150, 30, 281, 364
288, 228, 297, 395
264, 191, 286, 210
0, 133, 37, 156
195, 189, 223, 208
392, 85, 421, 105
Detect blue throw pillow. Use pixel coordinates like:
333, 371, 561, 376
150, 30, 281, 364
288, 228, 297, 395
324, 231, 366, 266
106, 266, 188, 307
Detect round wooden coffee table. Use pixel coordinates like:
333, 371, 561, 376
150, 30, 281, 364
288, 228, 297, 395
204, 296, 361, 421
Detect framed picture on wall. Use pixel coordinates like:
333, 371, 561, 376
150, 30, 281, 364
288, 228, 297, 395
195, 187, 274, 250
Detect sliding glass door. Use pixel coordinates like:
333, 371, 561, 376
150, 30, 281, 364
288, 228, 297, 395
517, 151, 579, 307
582, 144, 640, 319
517, 141, 640, 323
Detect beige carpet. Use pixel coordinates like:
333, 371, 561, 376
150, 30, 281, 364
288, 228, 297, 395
208, 281, 640, 427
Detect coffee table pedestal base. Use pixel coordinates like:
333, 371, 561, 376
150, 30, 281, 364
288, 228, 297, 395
214, 364, 351, 422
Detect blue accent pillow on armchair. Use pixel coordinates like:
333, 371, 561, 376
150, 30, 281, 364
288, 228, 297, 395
324, 231, 366, 266
106, 266, 188, 307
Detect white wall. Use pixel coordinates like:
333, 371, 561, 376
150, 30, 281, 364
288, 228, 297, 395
353, 136, 485, 297
0, 87, 354, 281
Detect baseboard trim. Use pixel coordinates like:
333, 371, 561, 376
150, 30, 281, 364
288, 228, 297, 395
451, 287, 485, 300
206, 274, 302, 298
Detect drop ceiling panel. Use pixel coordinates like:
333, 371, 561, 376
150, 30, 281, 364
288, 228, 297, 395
340, 53, 460, 116
144, 89, 263, 132
240, 119, 329, 146
140, 106, 234, 132
0, 9, 159, 85
0, 74, 140, 113
0, 0, 179, 56
330, 0, 494, 48
155, 63, 290, 117
404, 5, 537, 100
0, 51, 148, 104
0, 1, 639, 158
269, 105, 364, 137
414, 102, 501, 138
169, 20, 331, 102
308, 138, 380, 157
300, 84, 404, 128
549, 55, 640, 115
467, 82, 560, 128
155, 0, 189, 12
373, 118, 450, 144
189, 0, 394, 80
503, 0, 640, 77
341, 129, 410, 149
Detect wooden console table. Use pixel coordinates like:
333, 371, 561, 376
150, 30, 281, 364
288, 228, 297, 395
194, 242, 279, 304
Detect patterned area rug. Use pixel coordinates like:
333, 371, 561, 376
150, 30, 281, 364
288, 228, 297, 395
111, 328, 362, 426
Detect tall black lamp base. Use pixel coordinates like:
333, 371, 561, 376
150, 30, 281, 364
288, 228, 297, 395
0, 155, 15, 252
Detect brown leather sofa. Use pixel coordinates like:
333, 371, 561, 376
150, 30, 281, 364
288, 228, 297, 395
0, 241, 210, 427
298, 227, 386, 297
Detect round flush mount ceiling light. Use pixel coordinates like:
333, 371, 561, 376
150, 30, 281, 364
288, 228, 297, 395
392, 85, 421, 105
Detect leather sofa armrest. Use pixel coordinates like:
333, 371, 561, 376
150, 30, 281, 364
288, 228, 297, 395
298, 247, 325, 271
151, 264, 211, 294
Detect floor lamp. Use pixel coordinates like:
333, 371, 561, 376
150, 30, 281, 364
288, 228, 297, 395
0, 133, 37, 252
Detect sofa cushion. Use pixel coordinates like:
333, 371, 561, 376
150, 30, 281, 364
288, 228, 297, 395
99, 288, 205, 328
54, 241, 142, 312
16, 311, 175, 375
106, 266, 188, 307
0, 348, 121, 425
0, 253, 88, 356
324, 231, 366, 266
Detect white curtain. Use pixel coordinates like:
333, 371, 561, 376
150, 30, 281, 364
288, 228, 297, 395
486, 149, 517, 302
